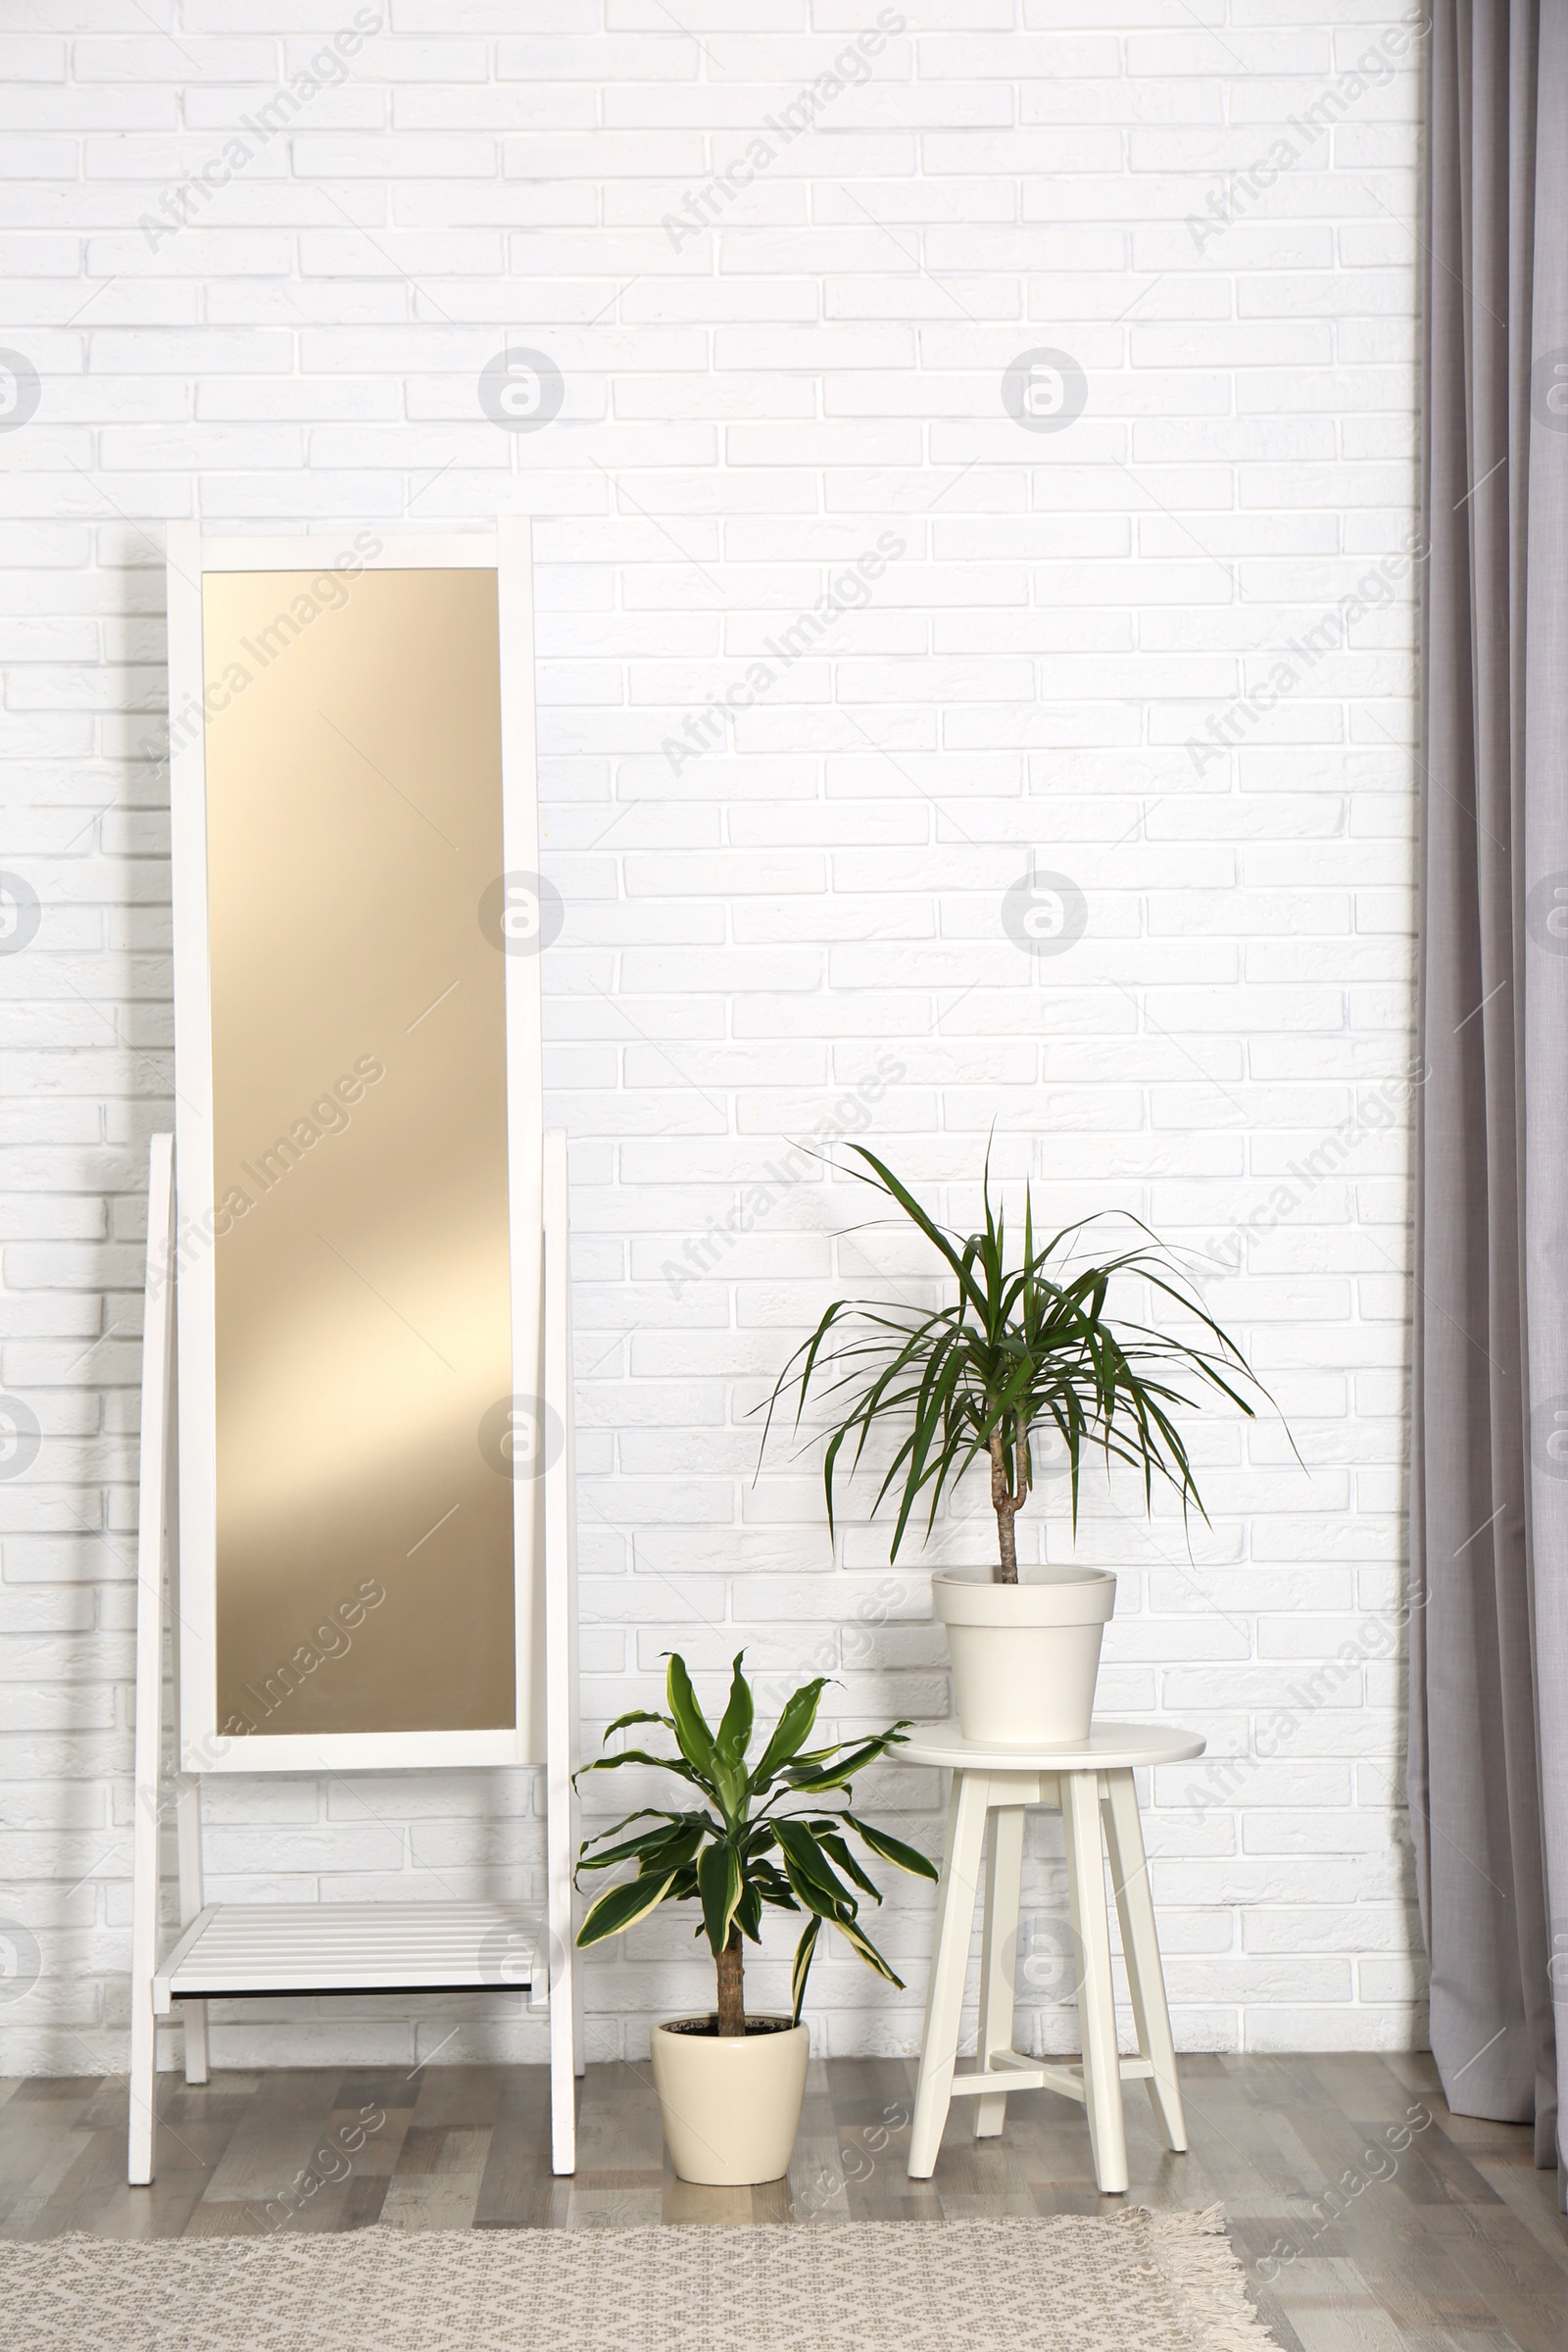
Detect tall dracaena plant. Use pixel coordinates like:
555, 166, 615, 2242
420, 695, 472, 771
761, 1146, 1268, 1585
574, 1652, 937, 2037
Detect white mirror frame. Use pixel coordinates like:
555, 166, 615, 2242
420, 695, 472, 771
165, 520, 547, 1775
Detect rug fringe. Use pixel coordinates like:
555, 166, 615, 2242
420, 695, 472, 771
1118, 2204, 1281, 2352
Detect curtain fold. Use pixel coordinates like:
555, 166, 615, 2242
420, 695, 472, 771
1411, 0, 1566, 2193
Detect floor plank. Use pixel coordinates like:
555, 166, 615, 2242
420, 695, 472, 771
0, 2053, 1559, 2351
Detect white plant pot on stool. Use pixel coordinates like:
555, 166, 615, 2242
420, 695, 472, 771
932, 1567, 1116, 1744
650, 2016, 809, 2185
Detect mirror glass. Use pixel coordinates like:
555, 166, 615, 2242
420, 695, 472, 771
200, 565, 515, 1738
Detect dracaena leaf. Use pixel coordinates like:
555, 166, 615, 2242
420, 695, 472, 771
790, 1914, 821, 2026
748, 1677, 829, 1793
713, 1654, 754, 1770
575, 1871, 678, 1949
816, 1830, 881, 1902
844, 1812, 939, 1882
663, 1653, 717, 1779
710, 1756, 750, 1827
574, 1821, 702, 1875
601, 1708, 671, 1740
576, 1805, 682, 1851
773, 1819, 855, 1911
786, 1728, 907, 1794
697, 1840, 743, 1959
735, 1880, 763, 1943
829, 1911, 905, 1989
574, 1747, 710, 1796
778, 1858, 841, 1925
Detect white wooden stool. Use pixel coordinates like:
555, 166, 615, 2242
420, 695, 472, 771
899, 1720, 1204, 2194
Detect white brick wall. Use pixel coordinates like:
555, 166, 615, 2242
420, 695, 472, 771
0, 3, 1425, 2079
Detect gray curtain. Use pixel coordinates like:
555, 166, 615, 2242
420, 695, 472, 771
1411, 0, 1568, 2195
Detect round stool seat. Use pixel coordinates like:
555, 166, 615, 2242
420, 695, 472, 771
899, 1719, 1205, 1774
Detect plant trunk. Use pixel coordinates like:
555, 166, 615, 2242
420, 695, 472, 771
989, 1435, 1021, 1586
994, 1501, 1018, 1583
715, 1928, 746, 2037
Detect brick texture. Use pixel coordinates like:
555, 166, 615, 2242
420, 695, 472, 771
0, 3, 1424, 2079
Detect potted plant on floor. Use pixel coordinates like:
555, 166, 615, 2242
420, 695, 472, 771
760, 1147, 1269, 1745
574, 1650, 936, 2186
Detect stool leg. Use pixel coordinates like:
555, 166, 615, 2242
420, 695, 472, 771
1102, 1768, 1186, 2153
1062, 1768, 1128, 2195
907, 1769, 990, 2180
974, 1804, 1024, 2139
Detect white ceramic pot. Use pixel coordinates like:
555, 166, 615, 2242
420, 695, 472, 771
650, 2016, 809, 2185
932, 1567, 1116, 1744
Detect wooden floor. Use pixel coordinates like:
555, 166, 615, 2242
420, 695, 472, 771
0, 2052, 1564, 2350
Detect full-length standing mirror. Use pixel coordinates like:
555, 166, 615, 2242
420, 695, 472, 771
166, 523, 546, 1772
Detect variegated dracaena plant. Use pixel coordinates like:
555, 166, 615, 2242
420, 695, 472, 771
574, 1651, 938, 2037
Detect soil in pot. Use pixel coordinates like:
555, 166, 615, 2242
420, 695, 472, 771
662, 2016, 797, 2040
650, 2014, 809, 2186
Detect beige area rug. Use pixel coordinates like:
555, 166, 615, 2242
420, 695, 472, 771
0, 2208, 1277, 2351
